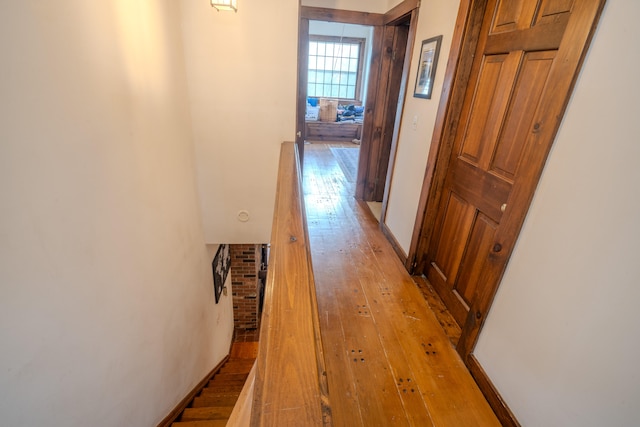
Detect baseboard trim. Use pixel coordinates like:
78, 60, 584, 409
380, 221, 408, 265
467, 353, 521, 427
156, 353, 230, 427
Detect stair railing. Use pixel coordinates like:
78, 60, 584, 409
249, 142, 331, 426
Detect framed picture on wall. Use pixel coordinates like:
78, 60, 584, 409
414, 35, 443, 99
212, 244, 230, 304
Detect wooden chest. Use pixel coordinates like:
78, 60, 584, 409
305, 121, 362, 142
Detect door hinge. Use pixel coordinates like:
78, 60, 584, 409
411, 257, 418, 272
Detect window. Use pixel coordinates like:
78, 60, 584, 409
308, 36, 365, 101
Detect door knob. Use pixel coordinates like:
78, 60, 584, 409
493, 243, 502, 253
296, 131, 302, 137
500, 203, 507, 212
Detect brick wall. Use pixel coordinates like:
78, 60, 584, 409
230, 244, 261, 330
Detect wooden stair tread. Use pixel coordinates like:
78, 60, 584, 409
200, 384, 244, 394
220, 362, 253, 367
196, 391, 240, 398
192, 395, 240, 407
218, 368, 252, 375
219, 362, 253, 372
212, 373, 249, 381
219, 360, 253, 365
209, 376, 247, 383
170, 353, 256, 426
207, 380, 246, 389
230, 341, 259, 359
180, 406, 234, 421
172, 421, 228, 427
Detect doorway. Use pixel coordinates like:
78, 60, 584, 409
303, 21, 371, 218
304, 21, 371, 147
298, 3, 419, 223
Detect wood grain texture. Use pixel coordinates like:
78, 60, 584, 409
356, 24, 384, 201
230, 342, 259, 360
457, 0, 607, 358
375, 24, 409, 202
300, 7, 384, 26
408, 0, 483, 272
409, 0, 606, 362
380, 220, 408, 264
357, 25, 403, 202
227, 362, 256, 427
304, 143, 500, 426
172, 420, 227, 427
305, 122, 362, 143
411, 275, 461, 347
251, 142, 330, 426
383, 0, 420, 25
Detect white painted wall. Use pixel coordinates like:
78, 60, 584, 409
475, 2, 640, 425
180, 0, 299, 244
384, 0, 460, 255
302, 0, 393, 14
0, 1, 233, 426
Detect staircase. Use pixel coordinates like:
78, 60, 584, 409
172, 342, 258, 427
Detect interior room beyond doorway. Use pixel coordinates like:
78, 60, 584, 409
304, 21, 372, 145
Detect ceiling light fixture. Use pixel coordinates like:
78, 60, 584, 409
211, 0, 237, 12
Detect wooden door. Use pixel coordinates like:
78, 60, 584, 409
420, 0, 605, 357
296, 18, 310, 164
356, 23, 409, 202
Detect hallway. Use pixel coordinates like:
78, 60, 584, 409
303, 143, 499, 426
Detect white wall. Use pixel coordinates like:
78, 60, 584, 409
180, 0, 299, 244
384, 0, 460, 255
475, 2, 640, 425
302, 0, 394, 14
0, 1, 233, 426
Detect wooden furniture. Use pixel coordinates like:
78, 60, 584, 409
305, 120, 362, 142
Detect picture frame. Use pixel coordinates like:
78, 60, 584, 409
212, 244, 230, 304
414, 35, 443, 99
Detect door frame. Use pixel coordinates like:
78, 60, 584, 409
407, 0, 485, 276
355, 3, 418, 204
297, 7, 384, 166
296, 15, 309, 165
409, 0, 606, 350
297, 1, 420, 213
407, 1, 606, 424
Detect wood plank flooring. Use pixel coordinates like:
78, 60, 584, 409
303, 143, 500, 426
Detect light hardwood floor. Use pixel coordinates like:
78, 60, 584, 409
303, 143, 499, 426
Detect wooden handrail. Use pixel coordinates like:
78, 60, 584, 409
250, 142, 331, 426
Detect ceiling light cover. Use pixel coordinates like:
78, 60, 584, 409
211, 0, 237, 12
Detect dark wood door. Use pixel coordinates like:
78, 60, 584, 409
296, 18, 310, 164
422, 0, 605, 356
356, 23, 409, 202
